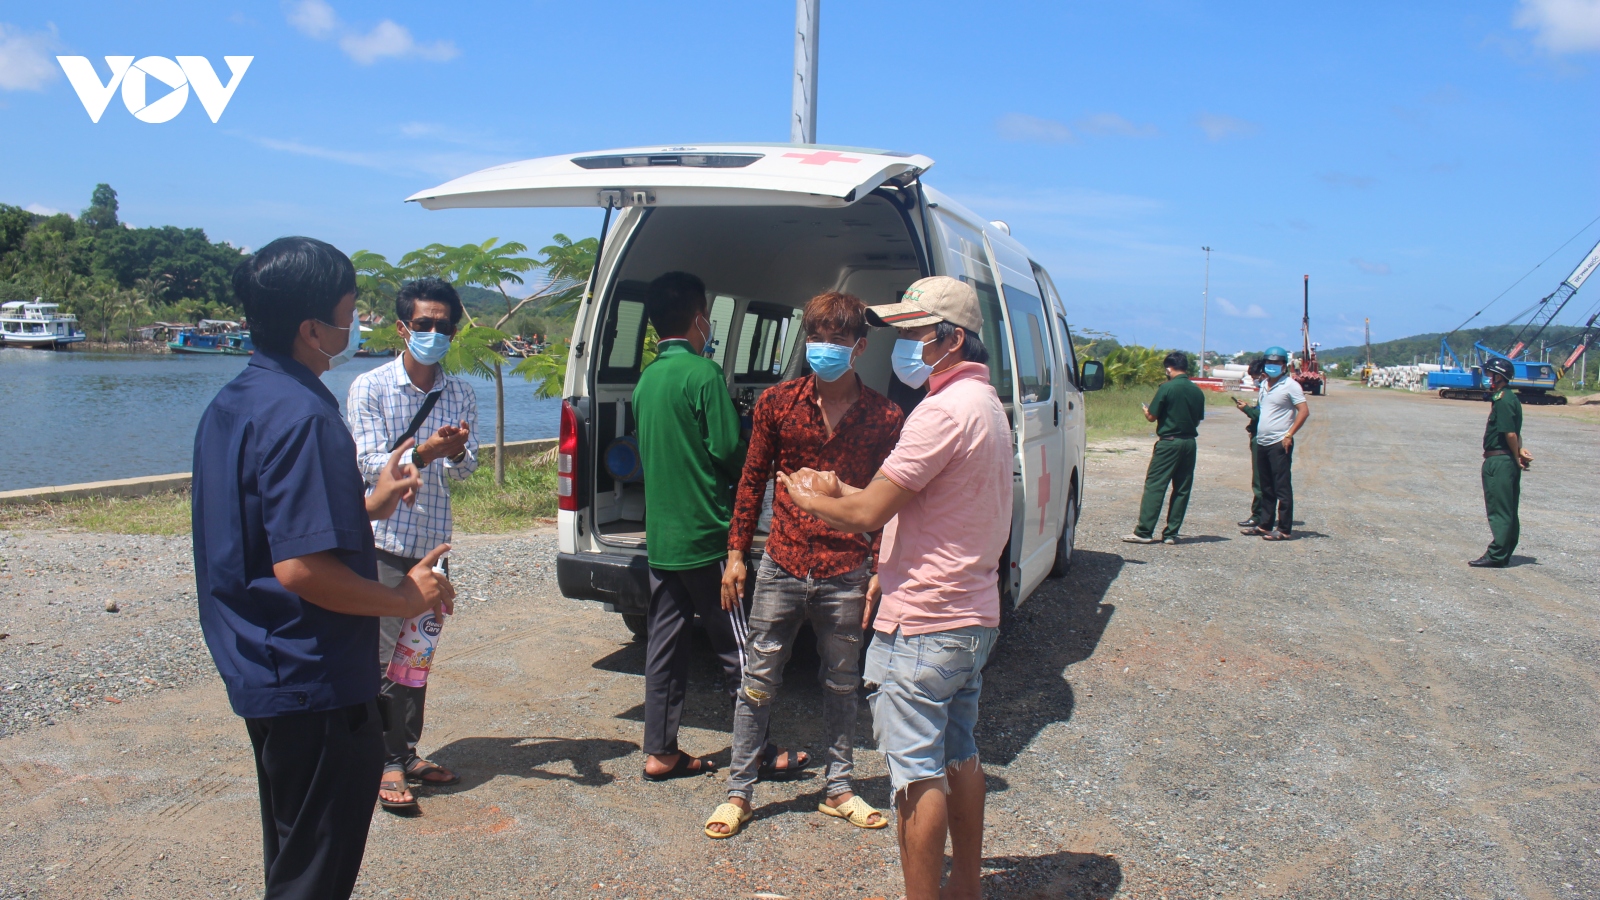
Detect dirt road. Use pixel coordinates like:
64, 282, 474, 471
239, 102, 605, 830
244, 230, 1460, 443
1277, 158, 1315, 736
1, 383, 1596, 899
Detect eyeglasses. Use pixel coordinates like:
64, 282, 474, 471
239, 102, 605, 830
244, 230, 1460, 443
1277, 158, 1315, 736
404, 317, 457, 336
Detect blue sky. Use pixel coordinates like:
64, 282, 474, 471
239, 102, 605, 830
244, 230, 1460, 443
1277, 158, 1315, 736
2, 1, 1597, 353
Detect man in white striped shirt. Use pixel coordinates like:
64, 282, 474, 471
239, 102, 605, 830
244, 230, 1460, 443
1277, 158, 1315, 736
346, 277, 478, 812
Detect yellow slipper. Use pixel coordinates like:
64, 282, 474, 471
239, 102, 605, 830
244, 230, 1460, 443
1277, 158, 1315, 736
704, 802, 753, 839
818, 795, 888, 829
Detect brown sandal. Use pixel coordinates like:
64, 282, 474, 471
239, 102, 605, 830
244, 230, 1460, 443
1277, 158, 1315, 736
378, 773, 418, 812
405, 758, 460, 786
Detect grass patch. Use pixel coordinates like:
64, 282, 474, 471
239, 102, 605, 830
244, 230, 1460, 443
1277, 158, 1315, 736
449, 453, 559, 534
0, 492, 192, 535
1084, 385, 1245, 440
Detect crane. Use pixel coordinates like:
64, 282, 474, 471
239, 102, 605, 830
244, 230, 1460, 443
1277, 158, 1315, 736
1506, 237, 1600, 358
1292, 274, 1324, 395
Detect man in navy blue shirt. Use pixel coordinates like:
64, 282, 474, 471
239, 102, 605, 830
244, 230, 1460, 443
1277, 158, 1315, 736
193, 236, 455, 900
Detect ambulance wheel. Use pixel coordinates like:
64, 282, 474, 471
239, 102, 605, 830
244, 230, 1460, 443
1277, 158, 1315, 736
1049, 483, 1079, 578
622, 614, 648, 643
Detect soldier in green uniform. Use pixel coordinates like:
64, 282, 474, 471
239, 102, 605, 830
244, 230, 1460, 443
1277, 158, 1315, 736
1470, 357, 1530, 568
1234, 357, 1266, 528
1124, 351, 1207, 545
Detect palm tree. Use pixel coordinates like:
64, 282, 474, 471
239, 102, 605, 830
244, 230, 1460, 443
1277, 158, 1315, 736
511, 339, 568, 399
118, 289, 151, 346
351, 250, 402, 323
447, 238, 595, 486
532, 233, 598, 318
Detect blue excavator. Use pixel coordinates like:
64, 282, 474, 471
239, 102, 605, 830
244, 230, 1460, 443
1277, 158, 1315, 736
1428, 236, 1600, 405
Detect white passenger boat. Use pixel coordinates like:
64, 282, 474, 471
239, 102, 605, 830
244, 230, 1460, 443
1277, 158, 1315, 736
0, 300, 86, 348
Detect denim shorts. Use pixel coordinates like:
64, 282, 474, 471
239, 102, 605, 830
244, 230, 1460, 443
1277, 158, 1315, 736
863, 624, 999, 797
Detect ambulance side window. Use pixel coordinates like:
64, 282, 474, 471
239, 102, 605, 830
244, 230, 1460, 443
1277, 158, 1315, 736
599, 297, 649, 383
1004, 287, 1052, 404
934, 212, 1013, 406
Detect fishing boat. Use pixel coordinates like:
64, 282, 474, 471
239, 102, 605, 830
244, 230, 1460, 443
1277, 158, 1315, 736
168, 330, 227, 354
1, 300, 87, 348
170, 319, 251, 355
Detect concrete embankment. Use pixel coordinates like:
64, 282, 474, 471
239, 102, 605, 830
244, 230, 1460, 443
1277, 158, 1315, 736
0, 437, 556, 506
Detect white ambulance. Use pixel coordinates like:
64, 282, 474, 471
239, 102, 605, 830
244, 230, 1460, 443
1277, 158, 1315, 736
409, 144, 1107, 639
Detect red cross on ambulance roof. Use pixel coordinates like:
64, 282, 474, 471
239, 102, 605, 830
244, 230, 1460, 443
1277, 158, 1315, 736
782, 150, 863, 166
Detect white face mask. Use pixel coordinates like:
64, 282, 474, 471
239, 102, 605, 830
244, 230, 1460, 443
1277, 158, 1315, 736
314, 316, 362, 369
891, 335, 953, 389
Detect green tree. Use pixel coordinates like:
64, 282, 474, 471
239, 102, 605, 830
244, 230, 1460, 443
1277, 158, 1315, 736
118, 289, 151, 346
446, 238, 542, 486
351, 249, 403, 322
511, 339, 568, 399
531, 233, 597, 317
81, 184, 119, 232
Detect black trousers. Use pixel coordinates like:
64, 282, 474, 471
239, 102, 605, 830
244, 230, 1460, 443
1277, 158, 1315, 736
375, 549, 430, 772
245, 700, 383, 900
1255, 440, 1294, 534
643, 561, 747, 757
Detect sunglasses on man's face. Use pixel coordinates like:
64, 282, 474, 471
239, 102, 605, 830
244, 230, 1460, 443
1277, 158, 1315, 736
404, 317, 456, 336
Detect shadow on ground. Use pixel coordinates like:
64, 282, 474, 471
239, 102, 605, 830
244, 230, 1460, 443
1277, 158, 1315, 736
427, 736, 638, 789
981, 850, 1123, 899
980, 549, 1122, 766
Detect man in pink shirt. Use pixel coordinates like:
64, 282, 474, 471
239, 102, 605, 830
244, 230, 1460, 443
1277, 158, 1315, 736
782, 275, 1013, 900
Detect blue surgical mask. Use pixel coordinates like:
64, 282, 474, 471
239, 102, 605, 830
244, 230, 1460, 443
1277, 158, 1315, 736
407, 330, 451, 366
1264, 363, 1284, 378
806, 341, 857, 382
314, 317, 362, 369
891, 336, 951, 389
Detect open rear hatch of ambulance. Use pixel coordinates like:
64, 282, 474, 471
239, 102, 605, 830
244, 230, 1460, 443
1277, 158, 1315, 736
409, 145, 934, 611
407, 144, 933, 210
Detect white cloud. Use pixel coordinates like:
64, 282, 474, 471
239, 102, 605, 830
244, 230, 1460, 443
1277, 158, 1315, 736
1216, 298, 1270, 318
286, 0, 338, 39
1195, 112, 1258, 141
285, 1, 457, 65
243, 133, 504, 179
24, 202, 62, 216
1514, 0, 1600, 54
0, 23, 58, 91
1351, 258, 1392, 275
340, 20, 457, 65
996, 113, 1077, 144
1075, 112, 1158, 138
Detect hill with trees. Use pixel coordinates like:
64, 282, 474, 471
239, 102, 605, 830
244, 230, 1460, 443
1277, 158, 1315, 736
1319, 324, 1590, 368
0, 185, 248, 340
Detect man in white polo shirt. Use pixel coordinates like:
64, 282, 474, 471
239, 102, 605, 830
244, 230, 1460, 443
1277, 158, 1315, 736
1245, 345, 1310, 540
782, 275, 1013, 900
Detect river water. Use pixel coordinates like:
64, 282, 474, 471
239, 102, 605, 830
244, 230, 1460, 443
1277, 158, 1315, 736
0, 350, 562, 492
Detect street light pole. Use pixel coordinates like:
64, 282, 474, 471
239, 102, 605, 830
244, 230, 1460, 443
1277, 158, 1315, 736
1200, 246, 1211, 376
791, 0, 820, 144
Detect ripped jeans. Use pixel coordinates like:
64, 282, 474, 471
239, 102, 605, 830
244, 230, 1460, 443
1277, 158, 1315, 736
726, 555, 868, 802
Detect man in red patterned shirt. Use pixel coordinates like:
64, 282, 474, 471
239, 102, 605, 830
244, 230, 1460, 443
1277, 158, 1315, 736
702, 292, 904, 839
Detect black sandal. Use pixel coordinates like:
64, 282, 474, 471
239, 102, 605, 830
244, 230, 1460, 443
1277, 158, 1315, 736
758, 746, 811, 780
641, 753, 717, 782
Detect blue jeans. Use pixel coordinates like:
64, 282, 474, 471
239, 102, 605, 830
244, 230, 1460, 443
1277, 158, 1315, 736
863, 624, 998, 798
726, 555, 868, 802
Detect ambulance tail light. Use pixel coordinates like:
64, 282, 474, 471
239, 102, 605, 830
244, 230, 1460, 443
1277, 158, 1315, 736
558, 399, 579, 511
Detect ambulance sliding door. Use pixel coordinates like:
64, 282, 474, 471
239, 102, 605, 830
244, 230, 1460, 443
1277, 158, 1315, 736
930, 211, 1023, 603
986, 235, 1062, 600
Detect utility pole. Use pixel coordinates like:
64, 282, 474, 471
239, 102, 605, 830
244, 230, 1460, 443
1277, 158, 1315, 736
1200, 246, 1211, 376
791, 0, 820, 144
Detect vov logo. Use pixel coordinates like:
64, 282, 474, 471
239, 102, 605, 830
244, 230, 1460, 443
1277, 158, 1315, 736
57, 56, 253, 123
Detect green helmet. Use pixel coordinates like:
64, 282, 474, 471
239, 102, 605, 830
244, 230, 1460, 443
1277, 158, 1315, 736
1263, 346, 1289, 364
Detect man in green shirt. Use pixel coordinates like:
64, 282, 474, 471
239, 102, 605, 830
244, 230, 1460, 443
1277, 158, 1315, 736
1471, 357, 1530, 568
633, 271, 749, 781
1124, 351, 1206, 545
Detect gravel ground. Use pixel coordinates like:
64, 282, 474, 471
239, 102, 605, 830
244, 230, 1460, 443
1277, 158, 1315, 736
1, 382, 1596, 900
